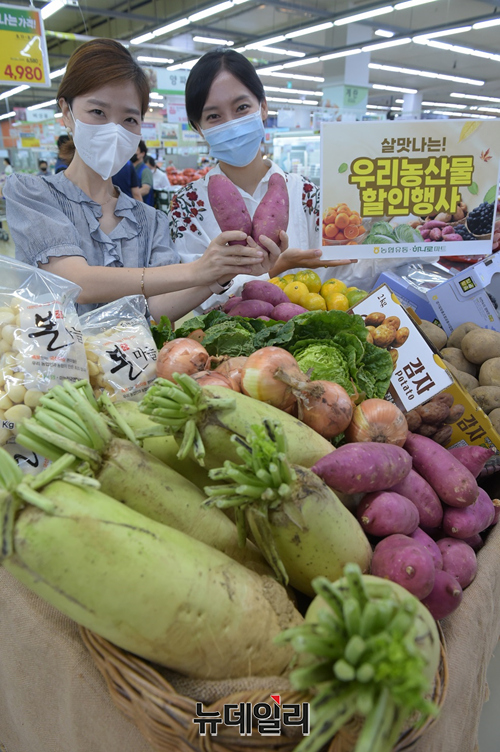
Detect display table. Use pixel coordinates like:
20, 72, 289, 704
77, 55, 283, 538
1, 523, 500, 752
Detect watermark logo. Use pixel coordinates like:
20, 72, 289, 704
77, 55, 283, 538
193, 694, 310, 737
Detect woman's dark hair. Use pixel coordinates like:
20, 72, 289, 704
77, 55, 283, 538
3, 158, 10, 165
57, 134, 69, 149
145, 155, 156, 168
185, 49, 265, 129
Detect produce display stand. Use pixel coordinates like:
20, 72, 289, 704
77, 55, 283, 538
1, 522, 499, 752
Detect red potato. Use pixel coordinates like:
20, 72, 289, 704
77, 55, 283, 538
356, 491, 419, 537
448, 445, 495, 477
222, 296, 242, 314
272, 302, 308, 321
242, 280, 288, 307
410, 528, 443, 570
437, 538, 477, 589
251, 173, 289, 249
228, 300, 275, 319
312, 442, 412, 495
404, 432, 479, 508
207, 174, 252, 245
371, 535, 436, 600
389, 468, 443, 529
421, 570, 463, 620
442, 487, 495, 539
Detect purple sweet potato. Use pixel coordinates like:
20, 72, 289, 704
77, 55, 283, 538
242, 280, 288, 307
272, 302, 308, 322
228, 300, 275, 319
410, 528, 443, 570
312, 442, 412, 495
448, 445, 495, 477
357, 491, 419, 537
437, 537, 477, 589
222, 296, 242, 314
442, 487, 495, 539
404, 432, 478, 508
207, 174, 252, 245
251, 173, 289, 249
421, 570, 463, 620
371, 535, 435, 600
461, 533, 484, 551
389, 468, 443, 529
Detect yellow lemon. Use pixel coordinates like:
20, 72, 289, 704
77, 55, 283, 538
325, 292, 349, 312
269, 276, 287, 291
293, 269, 322, 294
346, 286, 359, 294
301, 292, 327, 311
282, 274, 296, 285
284, 280, 309, 305
321, 278, 348, 297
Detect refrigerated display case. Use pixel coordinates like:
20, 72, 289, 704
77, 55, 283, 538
271, 130, 320, 184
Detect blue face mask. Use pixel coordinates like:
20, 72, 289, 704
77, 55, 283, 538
201, 108, 265, 167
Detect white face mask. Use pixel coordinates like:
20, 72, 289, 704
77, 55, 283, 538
69, 104, 141, 180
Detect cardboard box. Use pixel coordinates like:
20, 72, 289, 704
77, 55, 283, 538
351, 284, 500, 452
426, 253, 500, 335
373, 268, 449, 325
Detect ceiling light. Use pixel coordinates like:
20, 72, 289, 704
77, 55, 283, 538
285, 22, 333, 39
149, 92, 164, 99
0, 111, 15, 121
247, 36, 286, 48
266, 96, 318, 105
478, 106, 500, 113
335, 6, 393, 26
153, 18, 190, 38
369, 62, 484, 86
267, 110, 277, 115
259, 71, 324, 82
54, 113, 63, 118
320, 49, 361, 61
372, 83, 418, 93
418, 38, 500, 63
413, 26, 472, 41
431, 110, 494, 119
41, 0, 70, 21
375, 29, 395, 37
0, 85, 30, 101
362, 37, 411, 52
148, 102, 163, 107
130, 32, 155, 45
421, 100, 467, 109
256, 47, 305, 57
167, 58, 200, 71
264, 85, 322, 96
395, 0, 437, 8
189, 2, 233, 23
27, 99, 57, 111
451, 92, 500, 103
473, 18, 500, 30
193, 36, 234, 45
367, 104, 389, 110
281, 57, 320, 69
49, 67, 66, 79
137, 56, 174, 63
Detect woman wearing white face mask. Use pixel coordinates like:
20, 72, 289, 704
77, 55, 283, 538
3, 40, 277, 321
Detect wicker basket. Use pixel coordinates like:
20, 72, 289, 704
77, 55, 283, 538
80, 626, 448, 752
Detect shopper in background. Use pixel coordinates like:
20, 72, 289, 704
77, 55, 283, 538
3, 39, 277, 322
131, 140, 155, 206
112, 159, 142, 201
3, 158, 13, 177
145, 155, 171, 191
54, 135, 70, 173
38, 159, 49, 175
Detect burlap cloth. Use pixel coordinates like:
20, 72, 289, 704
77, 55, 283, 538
1, 522, 500, 752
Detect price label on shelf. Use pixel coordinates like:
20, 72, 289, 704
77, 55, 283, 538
0, 3, 50, 87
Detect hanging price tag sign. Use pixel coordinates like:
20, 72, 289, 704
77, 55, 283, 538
0, 3, 51, 87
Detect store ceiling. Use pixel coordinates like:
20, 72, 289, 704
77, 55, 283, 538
4, 0, 500, 118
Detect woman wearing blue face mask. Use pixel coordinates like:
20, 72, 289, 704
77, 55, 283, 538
3, 40, 276, 322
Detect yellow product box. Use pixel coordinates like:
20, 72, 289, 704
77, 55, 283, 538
351, 284, 500, 453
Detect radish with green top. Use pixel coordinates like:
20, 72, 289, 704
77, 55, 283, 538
203, 419, 372, 596
276, 564, 441, 752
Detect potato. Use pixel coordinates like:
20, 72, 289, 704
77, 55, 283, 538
432, 392, 454, 408
364, 312, 386, 327
444, 403, 465, 423
393, 327, 409, 347
443, 360, 479, 392
416, 400, 450, 425
384, 316, 400, 330
479, 358, 500, 387
488, 407, 500, 434
471, 385, 500, 414
461, 329, 500, 365
440, 347, 477, 377
447, 322, 480, 350
405, 409, 422, 432
419, 320, 447, 350
373, 324, 397, 348
432, 424, 453, 445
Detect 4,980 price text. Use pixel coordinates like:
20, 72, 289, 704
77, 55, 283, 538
4, 64, 42, 81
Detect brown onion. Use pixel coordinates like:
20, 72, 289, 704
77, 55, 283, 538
296, 380, 354, 438
214, 356, 248, 392
156, 338, 209, 382
240, 347, 303, 411
190, 371, 233, 389
345, 398, 408, 446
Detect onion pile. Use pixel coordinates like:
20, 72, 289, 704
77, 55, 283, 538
156, 339, 210, 382
345, 398, 408, 446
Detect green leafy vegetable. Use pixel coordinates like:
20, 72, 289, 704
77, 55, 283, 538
294, 344, 353, 395
363, 233, 395, 245
371, 222, 395, 237
394, 224, 423, 243
150, 316, 174, 349
201, 321, 256, 357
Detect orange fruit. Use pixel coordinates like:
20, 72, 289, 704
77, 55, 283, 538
324, 223, 338, 239
357, 226, 366, 235
293, 269, 322, 294
301, 292, 327, 311
344, 225, 360, 240
335, 231, 346, 241
282, 273, 295, 284
283, 280, 309, 305
335, 212, 350, 229
269, 276, 287, 291
323, 211, 337, 225
325, 292, 349, 312
349, 214, 362, 226
321, 278, 347, 296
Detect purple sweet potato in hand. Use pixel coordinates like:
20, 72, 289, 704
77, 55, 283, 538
242, 280, 288, 307
251, 173, 289, 249
437, 538, 477, 589
357, 491, 419, 537
390, 468, 443, 528
404, 432, 478, 508
410, 528, 443, 570
312, 442, 412, 495
448, 445, 495, 477
371, 535, 435, 600
421, 570, 463, 620
208, 174, 251, 245
442, 487, 495, 539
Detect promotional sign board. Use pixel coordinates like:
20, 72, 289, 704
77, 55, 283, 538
0, 3, 50, 87
321, 119, 500, 260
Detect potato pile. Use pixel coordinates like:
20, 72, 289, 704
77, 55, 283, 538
364, 311, 409, 370
419, 319, 500, 434
405, 393, 465, 446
